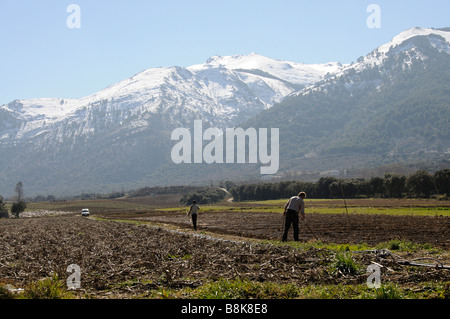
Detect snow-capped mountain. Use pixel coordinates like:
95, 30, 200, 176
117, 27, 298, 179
374, 27, 450, 57
247, 27, 450, 174
0, 27, 449, 197
0, 53, 343, 196
0, 53, 343, 143
293, 27, 450, 97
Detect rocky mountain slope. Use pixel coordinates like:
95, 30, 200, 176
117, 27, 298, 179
0, 53, 343, 197
1, 27, 449, 198
246, 27, 450, 174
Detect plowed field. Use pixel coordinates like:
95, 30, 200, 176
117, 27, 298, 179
113, 211, 449, 248
0, 200, 449, 299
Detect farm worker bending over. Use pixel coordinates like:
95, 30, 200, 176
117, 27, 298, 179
282, 192, 306, 242
188, 200, 200, 230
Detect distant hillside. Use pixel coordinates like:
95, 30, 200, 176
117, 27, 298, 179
0, 28, 449, 197
0, 54, 341, 197
245, 28, 450, 174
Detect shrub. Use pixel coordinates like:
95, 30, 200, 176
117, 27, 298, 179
330, 252, 360, 275
11, 200, 26, 218
21, 275, 74, 299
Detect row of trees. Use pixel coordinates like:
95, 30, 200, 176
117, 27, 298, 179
229, 169, 450, 202
180, 187, 227, 205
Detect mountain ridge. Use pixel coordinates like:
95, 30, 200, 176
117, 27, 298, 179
244, 27, 450, 175
0, 52, 344, 197
0, 27, 449, 197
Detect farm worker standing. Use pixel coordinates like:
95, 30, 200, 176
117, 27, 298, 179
188, 200, 200, 230
282, 192, 306, 242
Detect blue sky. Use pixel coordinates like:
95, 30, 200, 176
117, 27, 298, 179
0, 0, 449, 105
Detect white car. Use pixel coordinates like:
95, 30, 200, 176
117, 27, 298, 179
81, 208, 90, 217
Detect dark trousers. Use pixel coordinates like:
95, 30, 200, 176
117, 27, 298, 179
191, 214, 197, 230
282, 209, 299, 241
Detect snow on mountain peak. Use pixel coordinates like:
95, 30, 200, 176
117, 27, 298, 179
199, 52, 285, 70
377, 27, 450, 55
335, 27, 450, 75
290, 27, 450, 98
188, 53, 345, 85
2, 97, 81, 120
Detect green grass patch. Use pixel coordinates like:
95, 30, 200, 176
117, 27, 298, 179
18, 275, 75, 299
188, 278, 300, 299
149, 279, 450, 299
262, 239, 372, 252
375, 239, 442, 253
7, 278, 447, 299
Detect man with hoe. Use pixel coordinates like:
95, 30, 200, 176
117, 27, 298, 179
187, 200, 200, 230
282, 191, 306, 242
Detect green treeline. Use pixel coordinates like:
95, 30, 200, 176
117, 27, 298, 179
229, 169, 450, 201
180, 187, 228, 205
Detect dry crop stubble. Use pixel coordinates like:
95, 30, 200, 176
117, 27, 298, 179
0, 216, 337, 297
1, 213, 449, 298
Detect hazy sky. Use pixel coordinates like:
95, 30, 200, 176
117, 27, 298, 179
0, 0, 449, 105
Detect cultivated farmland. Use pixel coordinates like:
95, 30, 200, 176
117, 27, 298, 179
0, 198, 449, 299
